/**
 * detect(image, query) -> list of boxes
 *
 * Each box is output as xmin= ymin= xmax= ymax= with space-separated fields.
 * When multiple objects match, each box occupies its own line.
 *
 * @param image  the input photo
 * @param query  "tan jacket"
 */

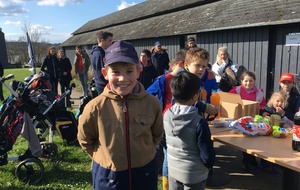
xmin=77 ymin=82 xmax=163 ymax=171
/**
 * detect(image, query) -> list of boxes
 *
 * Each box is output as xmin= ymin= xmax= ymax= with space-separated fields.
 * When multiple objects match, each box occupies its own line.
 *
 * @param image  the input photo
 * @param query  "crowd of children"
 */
xmin=77 ymin=40 xmax=300 ymax=190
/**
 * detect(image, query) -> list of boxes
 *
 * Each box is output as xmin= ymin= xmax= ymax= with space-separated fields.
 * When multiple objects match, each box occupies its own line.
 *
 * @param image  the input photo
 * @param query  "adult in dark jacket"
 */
xmin=138 ymin=49 xmax=157 ymax=89
xmin=57 ymin=49 xmax=72 ymax=107
xmin=0 ymin=61 xmax=4 ymax=101
xmin=91 ymin=31 xmax=113 ymax=95
xmin=151 ymin=41 xmax=170 ymax=76
xmin=41 ymin=46 xmax=60 ymax=93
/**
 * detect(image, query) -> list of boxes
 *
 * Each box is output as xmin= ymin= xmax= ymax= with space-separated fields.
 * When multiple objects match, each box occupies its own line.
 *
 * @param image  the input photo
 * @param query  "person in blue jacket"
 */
xmin=200 ymin=69 xmax=220 ymax=103
xmin=91 ymin=31 xmax=113 ymax=95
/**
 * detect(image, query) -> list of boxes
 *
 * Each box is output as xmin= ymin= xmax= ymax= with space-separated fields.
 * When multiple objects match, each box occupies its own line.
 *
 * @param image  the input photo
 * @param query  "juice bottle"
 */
xmin=210 ymin=92 xmax=220 ymax=119
xmin=199 ymin=87 xmax=207 ymax=102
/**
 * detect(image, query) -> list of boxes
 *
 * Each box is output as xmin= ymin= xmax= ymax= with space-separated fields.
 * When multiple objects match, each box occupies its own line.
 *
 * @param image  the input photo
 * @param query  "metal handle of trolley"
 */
xmin=32 ymin=83 xmax=76 ymax=143
xmin=40 ymin=83 xmax=76 ymax=116
xmin=0 ymin=74 xmax=19 ymax=97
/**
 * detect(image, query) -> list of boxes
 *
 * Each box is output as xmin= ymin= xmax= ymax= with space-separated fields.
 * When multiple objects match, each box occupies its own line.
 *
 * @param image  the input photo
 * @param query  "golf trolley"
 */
xmin=0 ymin=72 xmax=75 ymax=184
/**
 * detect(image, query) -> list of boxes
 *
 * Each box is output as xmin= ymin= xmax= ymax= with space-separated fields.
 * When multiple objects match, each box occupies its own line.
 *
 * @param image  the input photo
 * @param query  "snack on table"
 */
xmin=272 ymin=126 xmax=289 ymax=138
xmin=229 ymin=116 xmax=272 ymax=136
xmin=211 ymin=118 xmax=232 ymax=128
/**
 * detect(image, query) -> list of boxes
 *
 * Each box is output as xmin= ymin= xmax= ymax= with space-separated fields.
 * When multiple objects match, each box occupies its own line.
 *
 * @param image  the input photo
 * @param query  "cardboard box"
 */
xmin=218 ymin=92 xmax=260 ymax=119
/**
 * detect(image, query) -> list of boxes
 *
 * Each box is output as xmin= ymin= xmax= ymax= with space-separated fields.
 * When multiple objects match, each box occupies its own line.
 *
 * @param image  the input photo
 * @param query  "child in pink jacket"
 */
xmin=229 ymin=71 xmax=266 ymax=171
xmin=229 ymin=71 xmax=266 ymax=109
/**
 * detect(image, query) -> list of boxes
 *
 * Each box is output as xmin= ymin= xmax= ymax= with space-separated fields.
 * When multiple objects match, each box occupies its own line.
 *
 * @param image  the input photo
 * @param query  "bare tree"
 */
xmin=5 ymin=23 xmax=51 ymax=68
xmin=21 ymin=22 xmax=49 ymax=66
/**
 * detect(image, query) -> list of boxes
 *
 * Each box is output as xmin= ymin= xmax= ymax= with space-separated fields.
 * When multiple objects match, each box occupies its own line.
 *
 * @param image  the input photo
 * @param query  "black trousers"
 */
xmin=60 ymin=81 xmax=71 ymax=107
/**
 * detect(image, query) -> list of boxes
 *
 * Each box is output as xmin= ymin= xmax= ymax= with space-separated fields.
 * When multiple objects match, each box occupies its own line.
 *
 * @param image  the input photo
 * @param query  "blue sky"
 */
xmin=0 ymin=0 xmax=146 ymax=43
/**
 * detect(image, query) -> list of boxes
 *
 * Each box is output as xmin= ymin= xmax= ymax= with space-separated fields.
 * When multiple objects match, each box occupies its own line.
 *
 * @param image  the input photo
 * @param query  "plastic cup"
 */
xmin=270 ymin=114 xmax=281 ymax=126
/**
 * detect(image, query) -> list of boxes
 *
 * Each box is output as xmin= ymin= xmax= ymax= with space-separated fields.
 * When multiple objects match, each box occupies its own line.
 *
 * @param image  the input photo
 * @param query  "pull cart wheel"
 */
xmin=40 ymin=142 xmax=58 ymax=159
xmin=15 ymin=157 xmax=44 ymax=184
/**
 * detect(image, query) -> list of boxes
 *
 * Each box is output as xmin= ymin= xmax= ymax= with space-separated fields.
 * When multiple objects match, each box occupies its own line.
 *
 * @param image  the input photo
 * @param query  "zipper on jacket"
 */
xmin=52 ymin=57 xmax=56 ymax=78
xmin=123 ymin=97 xmax=132 ymax=190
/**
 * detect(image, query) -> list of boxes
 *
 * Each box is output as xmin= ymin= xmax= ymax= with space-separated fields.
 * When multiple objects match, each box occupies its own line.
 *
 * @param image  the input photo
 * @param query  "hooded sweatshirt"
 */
xmin=164 ymin=104 xmax=215 ymax=184
xmin=91 ymin=45 xmax=107 ymax=92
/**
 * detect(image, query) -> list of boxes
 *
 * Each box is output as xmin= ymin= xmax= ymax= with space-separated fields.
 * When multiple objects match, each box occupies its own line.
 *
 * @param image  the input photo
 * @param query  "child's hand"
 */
xmin=276 ymin=107 xmax=285 ymax=116
xmin=206 ymin=104 xmax=218 ymax=115
xmin=262 ymin=112 xmax=269 ymax=117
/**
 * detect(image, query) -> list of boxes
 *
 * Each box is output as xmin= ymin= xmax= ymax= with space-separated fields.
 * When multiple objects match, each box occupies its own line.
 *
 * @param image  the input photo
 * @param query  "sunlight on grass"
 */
xmin=0 ymin=134 xmax=93 ymax=189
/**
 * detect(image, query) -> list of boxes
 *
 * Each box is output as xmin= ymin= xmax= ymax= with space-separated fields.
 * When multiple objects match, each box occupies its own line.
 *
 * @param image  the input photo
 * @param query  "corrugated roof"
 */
xmin=61 ymin=0 xmax=300 ymax=47
xmin=72 ymin=0 xmax=211 ymax=35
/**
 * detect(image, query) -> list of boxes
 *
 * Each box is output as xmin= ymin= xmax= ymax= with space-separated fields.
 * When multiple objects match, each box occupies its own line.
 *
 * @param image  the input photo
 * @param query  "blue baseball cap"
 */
xmin=104 ymin=41 xmax=139 ymax=66
xmin=155 ymin=41 xmax=161 ymax=46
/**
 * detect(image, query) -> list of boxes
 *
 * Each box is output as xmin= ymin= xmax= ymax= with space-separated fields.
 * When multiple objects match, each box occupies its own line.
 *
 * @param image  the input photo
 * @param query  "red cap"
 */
xmin=280 ymin=73 xmax=294 ymax=83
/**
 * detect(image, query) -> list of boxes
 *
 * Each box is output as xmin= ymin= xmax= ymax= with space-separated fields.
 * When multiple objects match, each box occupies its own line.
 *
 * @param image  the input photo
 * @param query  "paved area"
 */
xmin=68 ymin=88 xmax=283 ymax=190
xmin=206 ymin=142 xmax=283 ymax=190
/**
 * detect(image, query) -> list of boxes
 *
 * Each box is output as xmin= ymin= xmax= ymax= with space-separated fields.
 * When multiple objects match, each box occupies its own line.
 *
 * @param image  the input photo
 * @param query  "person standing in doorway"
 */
xmin=57 ymin=49 xmax=72 ymax=107
xmin=74 ymin=45 xmax=91 ymax=97
xmin=184 ymin=37 xmax=198 ymax=50
xmin=41 ymin=46 xmax=60 ymax=93
xmin=91 ymin=31 xmax=113 ymax=95
xmin=151 ymin=41 xmax=170 ymax=76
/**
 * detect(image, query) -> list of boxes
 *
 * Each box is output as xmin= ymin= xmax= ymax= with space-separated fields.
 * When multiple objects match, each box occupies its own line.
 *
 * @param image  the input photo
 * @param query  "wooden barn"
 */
xmin=60 ymin=0 xmax=300 ymax=98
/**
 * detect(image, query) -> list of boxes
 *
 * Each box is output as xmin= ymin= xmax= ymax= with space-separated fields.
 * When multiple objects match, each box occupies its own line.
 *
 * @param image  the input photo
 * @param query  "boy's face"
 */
xmin=185 ymin=59 xmax=208 ymax=78
xmin=101 ymin=36 xmax=113 ymax=50
xmin=102 ymin=62 xmax=140 ymax=96
xmin=140 ymin=53 xmax=149 ymax=65
xmin=280 ymin=81 xmax=293 ymax=92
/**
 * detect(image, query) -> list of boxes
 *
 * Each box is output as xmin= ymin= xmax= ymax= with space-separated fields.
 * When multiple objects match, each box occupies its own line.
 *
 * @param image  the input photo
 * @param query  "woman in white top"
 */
xmin=212 ymin=46 xmax=239 ymax=92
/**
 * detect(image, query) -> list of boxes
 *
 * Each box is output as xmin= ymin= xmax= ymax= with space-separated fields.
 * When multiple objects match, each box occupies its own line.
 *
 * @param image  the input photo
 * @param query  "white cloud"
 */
xmin=117 ymin=0 xmax=137 ymax=11
xmin=4 ymin=20 xmax=22 ymax=26
xmin=0 ymin=1 xmax=29 ymax=16
xmin=31 ymin=24 xmax=53 ymax=34
xmin=37 ymin=0 xmax=82 ymax=7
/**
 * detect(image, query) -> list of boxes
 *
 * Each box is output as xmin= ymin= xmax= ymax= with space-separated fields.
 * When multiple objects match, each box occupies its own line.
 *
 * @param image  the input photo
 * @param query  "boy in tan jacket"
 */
xmin=77 ymin=41 xmax=163 ymax=190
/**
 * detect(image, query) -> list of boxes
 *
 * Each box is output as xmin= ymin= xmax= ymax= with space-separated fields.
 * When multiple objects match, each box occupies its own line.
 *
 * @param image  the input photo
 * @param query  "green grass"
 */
xmin=0 ymin=137 xmax=92 ymax=190
xmin=0 ymin=68 xmax=163 ymax=189
xmin=2 ymin=68 xmax=34 ymax=99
